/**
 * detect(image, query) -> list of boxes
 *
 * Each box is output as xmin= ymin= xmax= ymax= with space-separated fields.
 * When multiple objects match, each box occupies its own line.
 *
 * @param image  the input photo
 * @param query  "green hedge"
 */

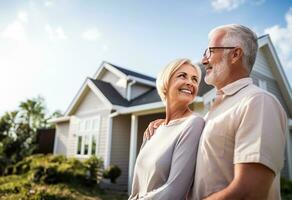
xmin=281 ymin=176 xmax=292 ymax=198
xmin=2 ymin=154 xmax=104 ymax=187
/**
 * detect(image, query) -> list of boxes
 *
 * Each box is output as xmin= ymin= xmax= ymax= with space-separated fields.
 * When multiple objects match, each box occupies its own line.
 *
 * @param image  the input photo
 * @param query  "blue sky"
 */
xmin=0 ymin=0 xmax=291 ymax=115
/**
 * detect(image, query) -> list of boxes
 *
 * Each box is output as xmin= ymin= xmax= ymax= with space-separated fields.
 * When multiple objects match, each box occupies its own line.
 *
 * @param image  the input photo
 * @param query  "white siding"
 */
xmin=66 ymin=88 xmax=111 ymax=161
xmin=66 ymin=116 xmax=79 ymax=157
xmin=130 ymin=83 xmax=152 ymax=100
xmin=100 ymin=70 xmax=127 ymax=98
xmin=75 ymin=90 xmax=107 ymax=115
xmin=66 ymin=111 xmax=110 ymax=159
xmin=98 ymin=115 xmax=110 ymax=161
xmin=54 ymin=122 xmax=70 ymax=155
xmin=251 ymin=71 xmax=290 ymax=117
xmin=110 ymin=115 xmax=131 ymax=189
xmin=253 ymin=48 xmax=275 ymax=79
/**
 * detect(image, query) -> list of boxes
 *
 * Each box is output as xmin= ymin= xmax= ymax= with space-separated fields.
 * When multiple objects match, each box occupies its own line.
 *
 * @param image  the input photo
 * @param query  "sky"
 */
xmin=0 ymin=0 xmax=292 ymax=115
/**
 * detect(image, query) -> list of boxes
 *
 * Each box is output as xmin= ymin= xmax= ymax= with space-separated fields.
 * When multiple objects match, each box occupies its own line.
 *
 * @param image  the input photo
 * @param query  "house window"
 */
xmin=258 ymin=79 xmax=267 ymax=90
xmin=76 ymin=116 xmax=100 ymax=157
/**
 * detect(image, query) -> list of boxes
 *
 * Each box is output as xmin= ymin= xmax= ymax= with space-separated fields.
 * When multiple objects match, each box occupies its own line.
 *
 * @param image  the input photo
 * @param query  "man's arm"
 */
xmin=203 ymin=163 xmax=275 ymax=200
xmin=143 ymin=119 xmax=164 ymax=140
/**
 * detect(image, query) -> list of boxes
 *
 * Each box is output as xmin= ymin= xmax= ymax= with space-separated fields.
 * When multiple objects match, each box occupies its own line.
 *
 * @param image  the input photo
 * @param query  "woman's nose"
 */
xmin=186 ymin=78 xmax=194 ymax=86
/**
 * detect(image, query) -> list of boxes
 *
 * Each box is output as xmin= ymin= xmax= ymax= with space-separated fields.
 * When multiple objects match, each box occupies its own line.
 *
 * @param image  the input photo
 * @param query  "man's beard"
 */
xmin=204 ymin=56 xmax=229 ymax=86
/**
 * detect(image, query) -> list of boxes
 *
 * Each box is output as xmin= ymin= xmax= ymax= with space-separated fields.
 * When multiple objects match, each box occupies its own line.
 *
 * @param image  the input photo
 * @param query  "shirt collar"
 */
xmin=221 ymin=77 xmax=253 ymax=96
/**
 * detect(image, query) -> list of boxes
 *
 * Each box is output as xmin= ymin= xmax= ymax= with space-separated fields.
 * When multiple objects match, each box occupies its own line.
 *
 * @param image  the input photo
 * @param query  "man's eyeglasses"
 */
xmin=203 ymin=47 xmax=236 ymax=59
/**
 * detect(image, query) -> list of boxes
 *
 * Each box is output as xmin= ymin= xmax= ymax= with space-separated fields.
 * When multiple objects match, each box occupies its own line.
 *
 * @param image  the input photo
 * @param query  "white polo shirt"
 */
xmin=188 ymin=78 xmax=287 ymax=200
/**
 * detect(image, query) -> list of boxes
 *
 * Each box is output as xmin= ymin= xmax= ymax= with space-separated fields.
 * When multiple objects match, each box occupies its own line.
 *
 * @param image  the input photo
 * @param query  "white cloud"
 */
xmin=18 ymin=11 xmax=28 ymax=23
xmin=211 ymin=0 xmax=265 ymax=11
xmin=102 ymin=44 xmax=109 ymax=52
xmin=264 ymin=7 xmax=292 ymax=69
xmin=1 ymin=11 xmax=29 ymax=42
xmin=251 ymin=0 xmax=266 ymax=5
xmin=211 ymin=0 xmax=245 ymax=11
xmin=45 ymin=24 xmax=68 ymax=40
xmin=44 ymin=0 xmax=55 ymax=7
xmin=82 ymin=28 xmax=101 ymax=41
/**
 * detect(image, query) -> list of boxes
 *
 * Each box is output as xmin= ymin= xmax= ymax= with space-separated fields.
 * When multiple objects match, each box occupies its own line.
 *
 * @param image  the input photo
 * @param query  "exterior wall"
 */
xmin=54 ymin=122 xmax=70 ymax=155
xmin=253 ymin=48 xmax=274 ymax=79
xmin=130 ymin=83 xmax=152 ymax=100
xmin=282 ymin=144 xmax=290 ymax=178
xmin=100 ymin=70 xmax=127 ymax=98
xmin=251 ymin=69 xmax=290 ymax=118
xmin=66 ymin=114 xmax=111 ymax=159
xmin=110 ymin=114 xmax=131 ymax=190
xmin=66 ymin=116 xmax=79 ymax=157
xmin=98 ymin=114 xmax=110 ymax=162
xmin=288 ymin=129 xmax=292 ymax=179
xmin=64 ymin=89 xmax=111 ymax=164
xmin=75 ymin=90 xmax=107 ymax=115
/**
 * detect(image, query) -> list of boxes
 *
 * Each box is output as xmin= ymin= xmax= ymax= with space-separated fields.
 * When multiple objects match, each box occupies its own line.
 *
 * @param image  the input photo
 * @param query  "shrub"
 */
xmin=103 ymin=165 xmax=121 ymax=183
xmin=281 ymin=176 xmax=292 ymax=195
xmin=84 ymin=156 xmax=104 ymax=184
xmin=3 ymin=154 xmax=105 ymax=188
xmin=43 ymin=166 xmax=60 ymax=184
xmin=33 ymin=166 xmax=45 ymax=183
xmin=4 ymin=165 xmax=14 ymax=175
xmin=14 ymin=159 xmax=31 ymax=175
xmin=48 ymin=154 xmax=67 ymax=164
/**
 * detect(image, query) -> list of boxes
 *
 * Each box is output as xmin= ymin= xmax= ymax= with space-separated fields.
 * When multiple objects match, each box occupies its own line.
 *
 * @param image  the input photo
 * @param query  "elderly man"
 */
xmin=145 ymin=24 xmax=287 ymax=200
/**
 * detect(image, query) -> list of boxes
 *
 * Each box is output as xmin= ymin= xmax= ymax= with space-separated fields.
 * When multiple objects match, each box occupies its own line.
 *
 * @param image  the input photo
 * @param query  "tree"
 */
xmin=19 ymin=96 xmax=47 ymax=131
xmin=0 ymin=96 xmax=62 ymax=173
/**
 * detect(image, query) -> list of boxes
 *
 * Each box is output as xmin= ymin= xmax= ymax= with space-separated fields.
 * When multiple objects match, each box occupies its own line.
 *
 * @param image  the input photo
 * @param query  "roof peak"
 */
xmin=103 ymin=61 xmax=156 ymax=82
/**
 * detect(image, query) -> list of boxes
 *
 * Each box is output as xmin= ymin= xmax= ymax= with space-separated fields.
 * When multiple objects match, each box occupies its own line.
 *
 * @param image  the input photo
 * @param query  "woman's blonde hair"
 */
xmin=156 ymin=58 xmax=201 ymax=103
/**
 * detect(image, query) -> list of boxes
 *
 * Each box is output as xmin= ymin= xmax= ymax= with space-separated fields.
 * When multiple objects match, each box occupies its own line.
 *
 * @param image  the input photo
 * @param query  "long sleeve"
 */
xmin=138 ymin=117 xmax=205 ymax=200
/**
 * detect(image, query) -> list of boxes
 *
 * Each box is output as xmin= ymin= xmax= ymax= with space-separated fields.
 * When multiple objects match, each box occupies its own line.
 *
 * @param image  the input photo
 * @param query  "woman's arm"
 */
xmin=139 ymin=117 xmax=205 ymax=200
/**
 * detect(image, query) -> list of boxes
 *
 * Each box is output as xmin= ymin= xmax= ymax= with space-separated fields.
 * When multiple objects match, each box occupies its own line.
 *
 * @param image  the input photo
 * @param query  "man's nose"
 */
xmin=201 ymin=56 xmax=209 ymax=65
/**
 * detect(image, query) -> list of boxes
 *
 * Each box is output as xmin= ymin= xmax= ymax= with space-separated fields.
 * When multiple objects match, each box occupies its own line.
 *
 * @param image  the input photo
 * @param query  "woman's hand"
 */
xmin=143 ymin=119 xmax=165 ymax=140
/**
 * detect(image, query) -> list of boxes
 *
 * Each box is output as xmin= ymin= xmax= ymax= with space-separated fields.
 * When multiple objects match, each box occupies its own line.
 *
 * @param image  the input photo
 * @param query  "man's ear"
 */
xmin=231 ymin=47 xmax=243 ymax=64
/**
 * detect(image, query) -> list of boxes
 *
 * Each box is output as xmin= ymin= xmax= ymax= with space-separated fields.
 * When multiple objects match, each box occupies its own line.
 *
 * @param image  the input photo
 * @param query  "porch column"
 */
xmin=104 ymin=117 xmax=113 ymax=168
xmin=128 ymin=114 xmax=138 ymax=194
xmin=287 ymin=119 xmax=292 ymax=179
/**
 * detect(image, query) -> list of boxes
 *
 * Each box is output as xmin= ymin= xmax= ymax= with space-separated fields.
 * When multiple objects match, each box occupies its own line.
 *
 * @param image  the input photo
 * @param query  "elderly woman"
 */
xmin=128 ymin=58 xmax=205 ymax=200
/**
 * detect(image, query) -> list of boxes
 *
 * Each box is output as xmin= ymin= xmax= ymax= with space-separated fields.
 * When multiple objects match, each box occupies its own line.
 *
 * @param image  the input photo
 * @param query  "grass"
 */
xmin=0 ymin=173 xmax=128 ymax=200
xmin=0 ymin=154 xmax=128 ymax=200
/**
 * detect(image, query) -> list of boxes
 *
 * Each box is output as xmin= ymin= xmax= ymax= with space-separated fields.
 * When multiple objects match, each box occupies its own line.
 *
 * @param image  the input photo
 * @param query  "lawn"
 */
xmin=0 ymin=154 xmax=128 ymax=200
xmin=1 ymin=154 xmax=291 ymax=199
xmin=0 ymin=173 xmax=128 ymax=200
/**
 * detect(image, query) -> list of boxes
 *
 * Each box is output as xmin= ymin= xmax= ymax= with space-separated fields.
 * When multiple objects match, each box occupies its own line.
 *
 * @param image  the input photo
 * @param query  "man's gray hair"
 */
xmin=209 ymin=24 xmax=258 ymax=72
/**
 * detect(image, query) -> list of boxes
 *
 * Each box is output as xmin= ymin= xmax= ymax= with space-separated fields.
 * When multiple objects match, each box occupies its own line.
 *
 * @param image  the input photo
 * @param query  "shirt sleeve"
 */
xmin=233 ymin=93 xmax=287 ymax=174
xmin=139 ymin=116 xmax=205 ymax=200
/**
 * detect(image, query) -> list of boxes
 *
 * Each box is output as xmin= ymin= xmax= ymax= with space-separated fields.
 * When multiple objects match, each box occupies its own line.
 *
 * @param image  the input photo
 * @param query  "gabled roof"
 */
xmin=89 ymin=79 xmax=161 ymax=107
xmin=93 ymin=61 xmax=156 ymax=87
xmin=89 ymin=79 xmax=129 ymax=106
xmin=129 ymin=88 xmax=161 ymax=106
xmin=108 ymin=62 xmax=156 ymax=82
xmin=61 ymin=34 xmax=291 ymax=118
xmin=257 ymin=35 xmax=292 ymax=116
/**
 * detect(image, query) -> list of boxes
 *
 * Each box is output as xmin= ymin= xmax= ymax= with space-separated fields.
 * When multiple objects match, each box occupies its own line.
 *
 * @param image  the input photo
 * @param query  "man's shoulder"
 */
xmin=242 ymin=83 xmax=278 ymax=101
xmin=240 ymin=83 xmax=284 ymax=109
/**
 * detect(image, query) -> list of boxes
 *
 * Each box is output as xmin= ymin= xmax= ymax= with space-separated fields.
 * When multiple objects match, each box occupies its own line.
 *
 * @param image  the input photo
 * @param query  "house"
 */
xmin=49 ymin=34 xmax=292 ymax=193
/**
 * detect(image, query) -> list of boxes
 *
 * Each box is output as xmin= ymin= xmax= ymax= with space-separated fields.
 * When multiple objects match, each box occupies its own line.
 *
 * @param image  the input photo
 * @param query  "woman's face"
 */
xmin=166 ymin=63 xmax=199 ymax=106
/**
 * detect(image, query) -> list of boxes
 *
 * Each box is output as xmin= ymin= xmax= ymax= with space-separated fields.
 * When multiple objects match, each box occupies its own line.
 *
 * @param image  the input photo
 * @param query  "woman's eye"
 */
xmin=178 ymin=74 xmax=186 ymax=78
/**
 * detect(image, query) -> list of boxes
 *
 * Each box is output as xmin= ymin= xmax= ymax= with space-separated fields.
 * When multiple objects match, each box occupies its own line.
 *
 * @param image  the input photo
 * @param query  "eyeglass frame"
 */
xmin=203 ymin=47 xmax=236 ymax=59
